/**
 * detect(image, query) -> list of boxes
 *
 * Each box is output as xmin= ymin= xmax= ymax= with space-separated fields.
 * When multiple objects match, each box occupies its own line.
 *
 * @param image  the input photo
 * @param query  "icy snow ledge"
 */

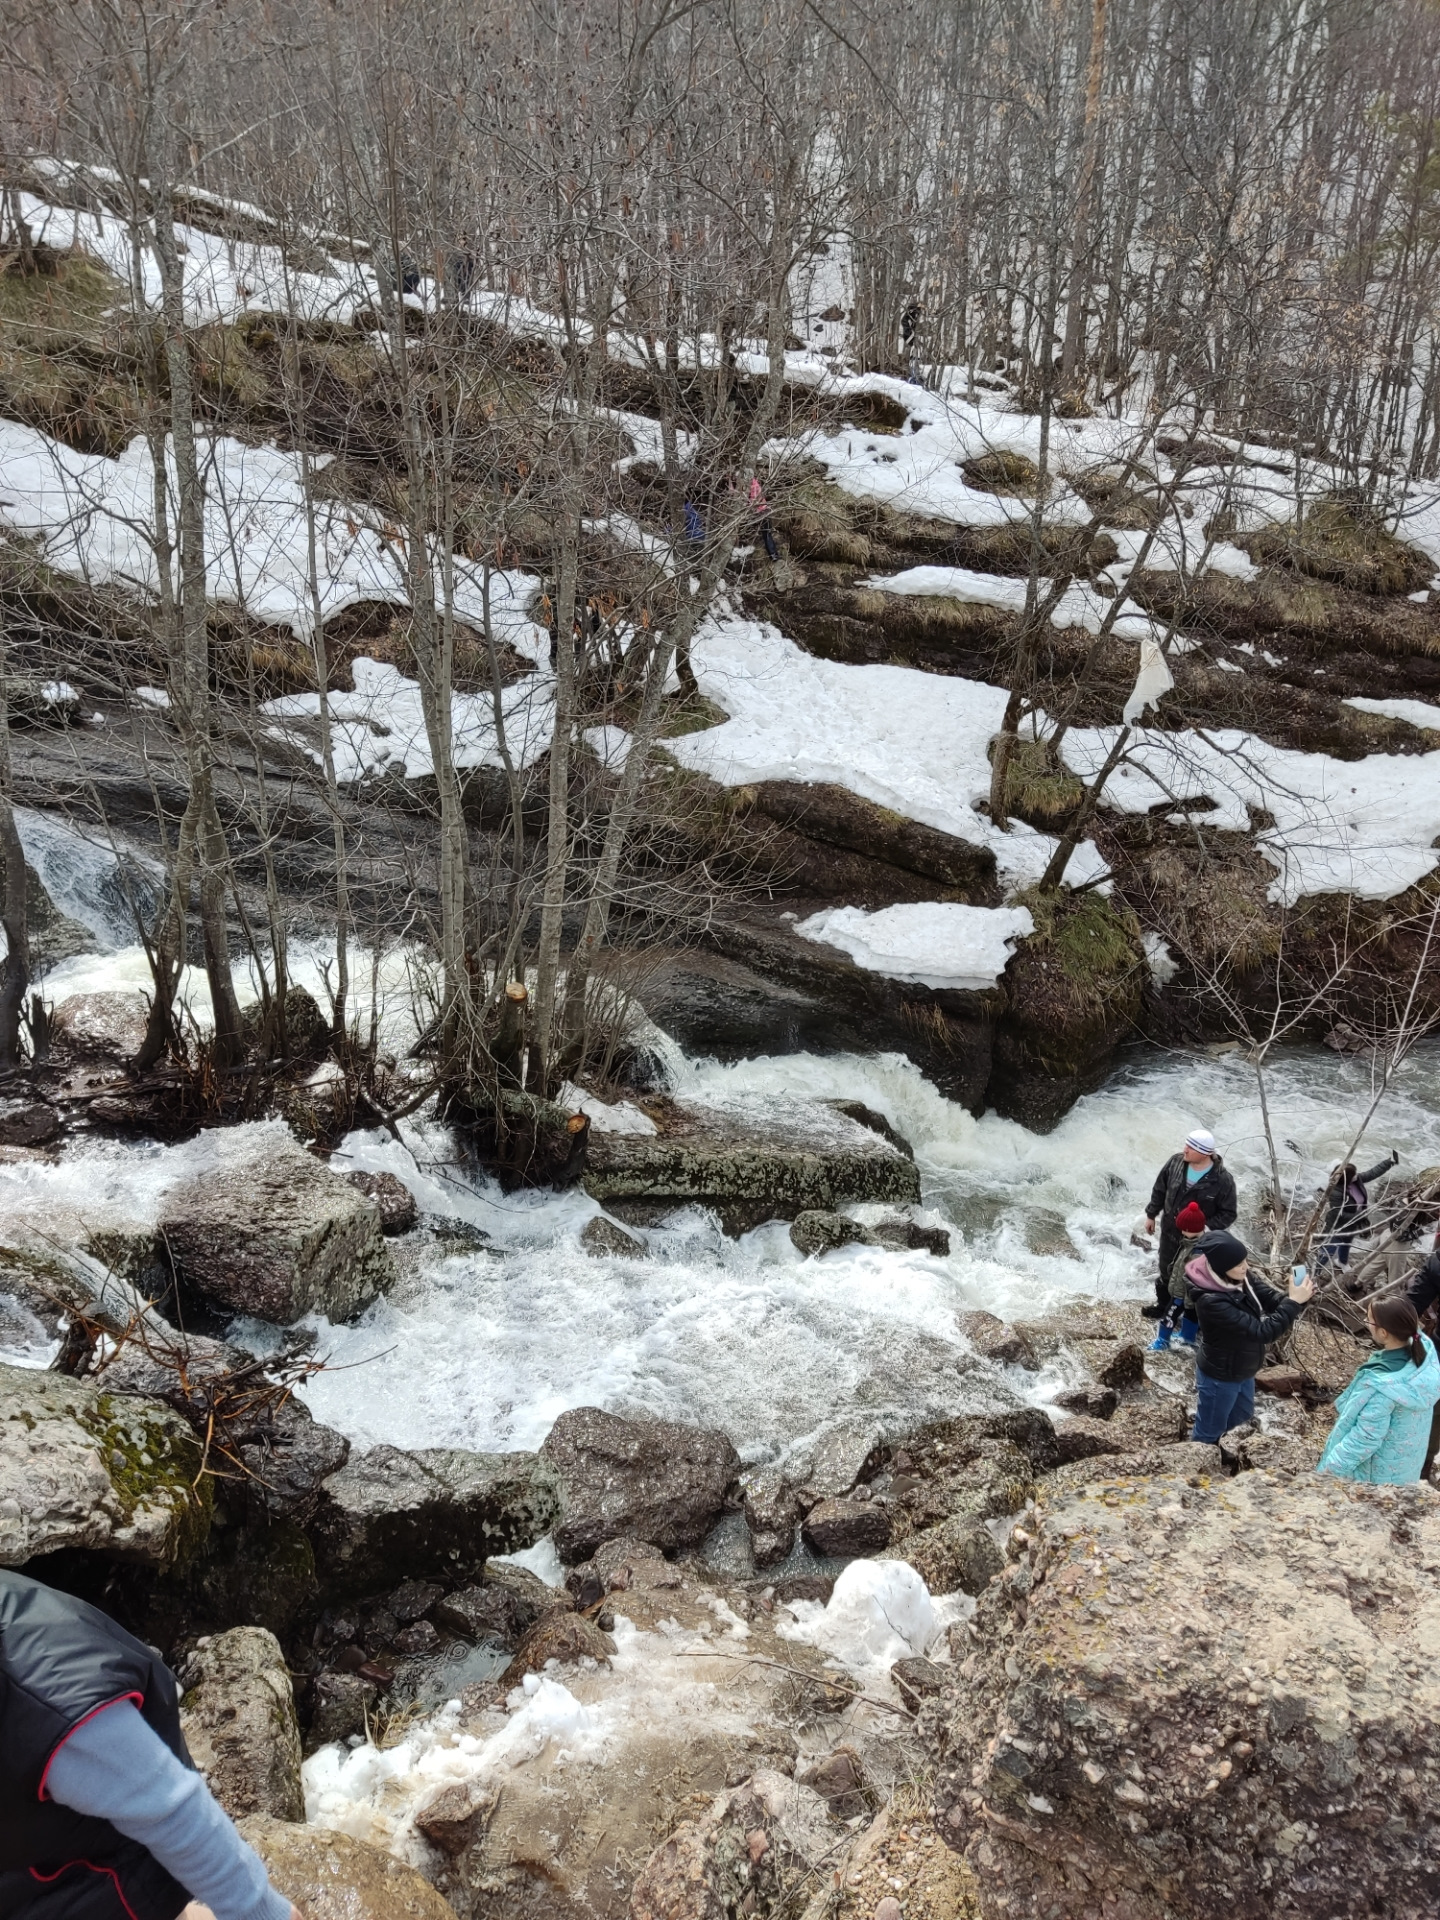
xmin=795 ymin=902 xmax=1034 ymax=991
xmin=1344 ymin=695 xmax=1440 ymax=734
xmin=778 ymin=1559 xmax=971 ymax=1682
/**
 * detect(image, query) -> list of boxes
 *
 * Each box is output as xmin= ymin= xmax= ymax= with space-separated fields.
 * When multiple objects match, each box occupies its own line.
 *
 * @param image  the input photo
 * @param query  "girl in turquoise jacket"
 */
xmin=1318 ymin=1295 xmax=1440 ymax=1484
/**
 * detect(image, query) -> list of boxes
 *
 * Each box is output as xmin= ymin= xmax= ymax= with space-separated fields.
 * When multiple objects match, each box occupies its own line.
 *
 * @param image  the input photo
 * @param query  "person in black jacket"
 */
xmin=1143 ymin=1129 xmax=1238 ymax=1318
xmin=0 ymin=1570 xmax=299 ymax=1920
xmin=1320 ymin=1151 xmax=1399 ymax=1266
xmin=1407 ymin=1244 xmax=1440 ymax=1479
xmin=1186 ymin=1230 xmax=1313 ymax=1442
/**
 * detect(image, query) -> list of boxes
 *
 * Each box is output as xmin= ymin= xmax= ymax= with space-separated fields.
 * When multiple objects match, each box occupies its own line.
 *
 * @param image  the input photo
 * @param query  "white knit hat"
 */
xmin=1185 ymin=1128 xmax=1216 ymax=1155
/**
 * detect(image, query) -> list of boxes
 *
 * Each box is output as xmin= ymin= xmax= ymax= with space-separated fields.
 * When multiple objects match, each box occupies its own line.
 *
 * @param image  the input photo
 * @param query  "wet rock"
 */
xmin=931 ymin=1470 xmax=1440 ymax=1920
xmin=580 ymin=1214 xmax=647 ymax=1258
xmin=1042 ymin=1439 xmax=1224 ymax=1498
xmin=1021 ymin=1209 xmax=1081 ymax=1260
xmin=802 ymin=1496 xmax=893 ymax=1557
xmin=482 ymin=1555 xmax=575 ymax=1626
xmin=1106 ymin=1394 xmax=1192 ymax=1450
xmin=311 ymin=1444 xmax=560 ymax=1594
xmin=896 ymin=1513 xmax=1004 ymax=1595
xmin=389 ymin=1576 xmax=443 ymax=1622
xmin=393 ymin=1618 xmax=440 ymax=1655
xmin=1217 ymin=1420 xmax=1323 ymax=1476
xmin=1050 ymin=1415 xmax=1127 ymax=1465
xmin=1052 ymin=1385 xmax=1118 ymax=1420
xmin=865 ymin=1218 xmax=951 ymax=1255
xmin=432 ymin=1582 xmax=524 ymax=1641
xmin=306 ymin=1670 xmax=376 ymax=1750
xmin=629 ymin=1782 xmax=790 ymax=1920
xmin=794 ymin=1417 xmax=886 ymax=1499
xmin=542 ymin=1405 xmax=741 ymax=1562
xmin=826 ymin=1101 xmax=914 ymax=1159
xmin=52 ymin=988 xmax=149 ymax=1059
xmin=1094 ymin=1340 xmax=1147 ymax=1389
xmin=890 ymin=1655 xmax=950 ymax=1714
xmin=957 ymin=1310 xmax=1038 ymax=1370
xmin=743 ymin=1467 xmax=802 ymax=1568
xmin=344 ymin=1169 xmax=418 ymax=1235
xmin=507 ymin=1608 xmax=616 ymax=1680
xmin=0 ymin=1360 xmax=210 ymax=1566
xmin=242 ymin=984 xmax=331 ymax=1060
xmin=790 ymin=1209 xmax=866 ymax=1256
xmin=239 ymin=1814 xmax=454 ymax=1920
xmin=591 ymin=1533 xmax=675 ymax=1590
xmin=414 ymin=1780 xmax=497 ymax=1854
xmin=583 ymin=1092 xmax=920 ymax=1234
xmin=160 ymin=1124 xmax=397 ymax=1324
xmin=179 ymin=1626 xmax=303 ymax=1821
xmin=0 ymin=1098 xmax=61 ymax=1146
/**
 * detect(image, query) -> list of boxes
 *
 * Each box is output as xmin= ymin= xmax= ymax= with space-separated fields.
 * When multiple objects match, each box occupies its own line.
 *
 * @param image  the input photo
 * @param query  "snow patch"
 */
xmin=795 ymin=902 xmax=1034 ymax=991
xmin=778 ymin=1559 xmax=970 ymax=1681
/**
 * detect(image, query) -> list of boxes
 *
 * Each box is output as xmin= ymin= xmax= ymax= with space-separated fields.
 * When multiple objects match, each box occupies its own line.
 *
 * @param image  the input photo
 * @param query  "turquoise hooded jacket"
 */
xmin=1317 ymin=1333 xmax=1440 ymax=1484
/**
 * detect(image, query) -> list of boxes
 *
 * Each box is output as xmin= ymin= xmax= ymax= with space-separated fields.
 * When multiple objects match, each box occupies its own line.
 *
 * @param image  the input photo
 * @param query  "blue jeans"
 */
xmin=1192 ymin=1371 xmax=1255 ymax=1443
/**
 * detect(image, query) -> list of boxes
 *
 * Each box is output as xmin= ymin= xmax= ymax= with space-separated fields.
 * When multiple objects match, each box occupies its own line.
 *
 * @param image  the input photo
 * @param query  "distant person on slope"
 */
xmin=1150 ymin=1199 xmax=1207 ymax=1352
xmin=1317 ymin=1295 xmax=1440 ymax=1483
xmin=1186 ymin=1232 xmax=1313 ymax=1443
xmin=1143 ymin=1129 xmax=1237 ymax=1319
xmin=1320 ymin=1151 xmax=1399 ymax=1267
xmin=1 ymin=1569 xmax=301 ymax=1920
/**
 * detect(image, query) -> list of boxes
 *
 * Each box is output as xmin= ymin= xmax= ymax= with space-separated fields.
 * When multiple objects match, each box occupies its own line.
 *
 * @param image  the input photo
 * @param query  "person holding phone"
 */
xmin=1184 ymin=1231 xmax=1313 ymax=1443
xmin=1318 ymin=1295 xmax=1440 ymax=1483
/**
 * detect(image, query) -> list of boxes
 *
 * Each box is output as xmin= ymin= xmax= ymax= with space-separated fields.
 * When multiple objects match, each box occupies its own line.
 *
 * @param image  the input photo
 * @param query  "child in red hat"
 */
xmin=1151 ymin=1200 xmax=1207 ymax=1351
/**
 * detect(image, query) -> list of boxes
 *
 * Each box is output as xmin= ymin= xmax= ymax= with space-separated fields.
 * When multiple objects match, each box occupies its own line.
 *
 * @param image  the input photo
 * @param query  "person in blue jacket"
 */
xmin=1318 ymin=1295 xmax=1440 ymax=1483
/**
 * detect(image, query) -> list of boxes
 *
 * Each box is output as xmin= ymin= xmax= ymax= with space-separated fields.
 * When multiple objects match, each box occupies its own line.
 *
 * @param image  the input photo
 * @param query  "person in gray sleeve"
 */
xmin=1 ymin=1569 xmax=301 ymax=1920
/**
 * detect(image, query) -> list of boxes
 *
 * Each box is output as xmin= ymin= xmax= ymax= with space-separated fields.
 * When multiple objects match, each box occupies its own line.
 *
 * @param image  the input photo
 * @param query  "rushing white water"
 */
xmin=272 ymin=1038 xmax=1440 ymax=1468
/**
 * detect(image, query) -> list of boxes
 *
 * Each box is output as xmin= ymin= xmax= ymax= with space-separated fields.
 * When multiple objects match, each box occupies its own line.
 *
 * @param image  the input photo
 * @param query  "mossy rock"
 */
xmin=1066 ymin=469 xmax=1163 ymax=532
xmin=0 ymin=1362 xmax=212 ymax=1567
xmin=962 ymin=450 xmax=1042 ymax=496
xmin=990 ymin=736 xmax=1085 ymax=832
xmin=990 ymin=890 xmax=1144 ymax=1129
xmin=1244 ymin=493 xmax=1433 ymax=597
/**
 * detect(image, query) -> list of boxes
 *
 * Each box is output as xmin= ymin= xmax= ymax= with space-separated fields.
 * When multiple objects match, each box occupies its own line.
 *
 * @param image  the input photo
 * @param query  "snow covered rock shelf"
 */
xmin=581 ymin=1091 xmax=921 ymax=1234
xmin=796 ymin=902 xmax=1036 ymax=991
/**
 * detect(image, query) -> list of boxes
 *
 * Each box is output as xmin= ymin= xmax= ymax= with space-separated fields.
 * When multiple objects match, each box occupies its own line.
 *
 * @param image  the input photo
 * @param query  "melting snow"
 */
xmin=795 ymin=902 xmax=1035 ymax=991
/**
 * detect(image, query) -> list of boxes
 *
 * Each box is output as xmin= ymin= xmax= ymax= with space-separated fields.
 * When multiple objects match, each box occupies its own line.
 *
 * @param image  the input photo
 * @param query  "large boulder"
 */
xmin=310 ymin=1444 xmax=560 ymax=1594
xmin=239 ymin=1815 xmax=454 ymax=1920
xmin=159 ymin=1123 xmax=396 ymax=1323
xmin=542 ymin=1406 xmax=741 ymax=1562
xmin=583 ymin=1093 xmax=920 ymax=1234
xmin=0 ymin=1361 xmax=211 ymax=1566
xmin=930 ymin=1470 xmax=1440 ymax=1919
xmin=52 ymin=989 xmax=150 ymax=1059
xmin=180 ymin=1626 xmax=303 ymax=1821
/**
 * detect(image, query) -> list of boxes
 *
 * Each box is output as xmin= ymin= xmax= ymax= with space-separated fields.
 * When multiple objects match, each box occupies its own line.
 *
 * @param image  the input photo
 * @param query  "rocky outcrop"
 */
xmin=160 ymin=1124 xmax=396 ymax=1323
xmin=790 ymin=1209 xmax=950 ymax=1257
xmin=802 ymin=1495 xmax=892 ymax=1557
xmin=240 ymin=1815 xmax=455 ymax=1920
xmin=957 ymin=1310 xmax=1038 ymax=1369
xmin=583 ymin=1093 xmax=920 ymax=1233
xmin=0 ymin=1361 xmax=210 ymax=1566
xmin=52 ymin=988 xmax=149 ymax=1059
xmin=581 ymin=1215 xmax=647 ymax=1258
xmin=180 ymin=1626 xmax=304 ymax=1821
xmin=629 ymin=1773 xmax=835 ymax=1920
xmin=542 ymin=1406 xmax=741 ymax=1562
xmin=310 ymin=1444 xmax=560 ymax=1593
xmin=930 ymin=1470 xmax=1440 ymax=1919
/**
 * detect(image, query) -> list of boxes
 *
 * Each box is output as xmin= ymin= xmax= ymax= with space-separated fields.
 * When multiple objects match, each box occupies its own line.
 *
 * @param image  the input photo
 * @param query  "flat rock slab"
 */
xmin=159 ymin=1123 xmax=396 ymax=1323
xmin=0 ymin=1361 xmax=209 ymax=1565
xmin=583 ymin=1093 xmax=920 ymax=1234
xmin=311 ymin=1443 xmax=560 ymax=1594
xmin=542 ymin=1405 xmax=741 ymax=1562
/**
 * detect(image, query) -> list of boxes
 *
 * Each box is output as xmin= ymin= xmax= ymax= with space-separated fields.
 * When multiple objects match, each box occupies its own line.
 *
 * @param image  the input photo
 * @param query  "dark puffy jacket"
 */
xmin=1148 ymin=1153 xmax=1238 ymax=1279
xmin=0 ymin=1571 xmax=194 ymax=1920
xmin=1407 ymin=1251 xmax=1440 ymax=1321
xmin=1188 ymin=1238 xmax=1304 ymax=1384
xmin=1321 ymin=1157 xmax=1395 ymax=1242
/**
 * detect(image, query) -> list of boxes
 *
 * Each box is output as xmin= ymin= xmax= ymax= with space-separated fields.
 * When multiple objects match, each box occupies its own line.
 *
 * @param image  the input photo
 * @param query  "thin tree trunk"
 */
xmin=0 ymin=605 xmax=28 ymax=1074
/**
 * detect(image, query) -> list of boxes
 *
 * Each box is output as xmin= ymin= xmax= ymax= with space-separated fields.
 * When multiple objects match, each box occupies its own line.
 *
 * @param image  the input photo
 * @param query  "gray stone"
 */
xmin=742 ymin=1466 xmax=801 ymax=1568
xmin=802 ymin=1496 xmax=893 ymax=1557
xmin=580 ymin=1215 xmax=647 ymax=1259
xmin=414 ymin=1780 xmax=496 ymax=1854
xmin=789 ymin=1209 xmax=866 ymax=1256
xmin=794 ymin=1417 xmax=886 ymax=1498
xmin=1052 ymin=1385 xmax=1118 ymax=1420
xmin=542 ymin=1406 xmax=741 ymax=1562
xmin=481 ymin=1556 xmax=574 ymax=1628
xmin=0 ymin=1099 xmax=61 ymax=1147
xmin=890 ymin=1656 xmax=950 ymax=1714
xmin=583 ymin=1093 xmax=920 ymax=1235
xmin=1050 ymin=1415 xmax=1127 ymax=1466
xmin=160 ymin=1124 xmax=397 ymax=1323
xmin=432 ymin=1583 xmax=527 ymax=1642
xmin=0 ymin=1361 xmax=209 ymax=1566
xmin=306 ymin=1670 xmax=377 ymax=1750
xmin=52 ymin=989 xmax=149 ymax=1060
xmin=311 ymin=1444 xmax=560 ymax=1594
xmin=897 ymin=1514 xmax=1004 ymax=1596
xmin=239 ymin=1815 xmax=454 ymax=1920
xmin=180 ymin=1626 xmax=303 ymax=1821
xmin=957 ymin=1309 xmax=1038 ymax=1369
xmin=865 ymin=1218 xmax=951 ymax=1256
xmin=344 ymin=1169 xmax=419 ymax=1235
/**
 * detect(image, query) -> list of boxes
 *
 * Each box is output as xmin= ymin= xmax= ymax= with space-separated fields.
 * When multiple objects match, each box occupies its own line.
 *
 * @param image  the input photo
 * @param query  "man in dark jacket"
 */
xmin=1186 ymin=1230 xmax=1313 ymax=1442
xmin=1407 ymin=1245 xmax=1440 ymax=1479
xmin=1144 ymin=1129 xmax=1238 ymax=1318
xmin=1 ymin=1570 xmax=299 ymax=1920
